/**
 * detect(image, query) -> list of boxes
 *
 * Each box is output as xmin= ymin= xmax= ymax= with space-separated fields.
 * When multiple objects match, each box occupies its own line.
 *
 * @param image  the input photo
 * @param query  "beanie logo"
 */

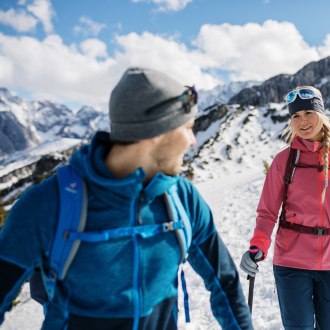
xmin=311 ymin=98 xmax=325 ymax=113
xmin=311 ymin=99 xmax=319 ymax=107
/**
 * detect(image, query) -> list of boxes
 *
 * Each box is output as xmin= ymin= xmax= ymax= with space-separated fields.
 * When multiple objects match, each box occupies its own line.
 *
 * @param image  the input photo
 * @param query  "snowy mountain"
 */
xmin=30 ymin=101 xmax=109 ymax=141
xmin=188 ymin=103 xmax=288 ymax=184
xmin=0 ymin=89 xmax=110 ymax=198
xmin=1 ymin=56 xmax=330 ymax=164
xmin=0 ymin=79 xmax=256 ymax=161
xmin=197 ymin=80 xmax=260 ymax=113
xmin=0 ymin=88 xmax=108 ymax=160
xmin=187 ymin=56 xmax=330 ymax=183
xmin=0 ymin=88 xmax=37 ymax=156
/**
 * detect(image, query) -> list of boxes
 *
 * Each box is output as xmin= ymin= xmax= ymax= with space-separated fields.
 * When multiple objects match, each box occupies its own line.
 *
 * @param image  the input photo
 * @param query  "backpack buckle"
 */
xmin=48 ymin=269 xmax=57 ymax=282
xmin=284 ymin=175 xmax=290 ymax=184
xmin=164 ymin=221 xmax=174 ymax=232
xmin=313 ymin=227 xmax=327 ymax=236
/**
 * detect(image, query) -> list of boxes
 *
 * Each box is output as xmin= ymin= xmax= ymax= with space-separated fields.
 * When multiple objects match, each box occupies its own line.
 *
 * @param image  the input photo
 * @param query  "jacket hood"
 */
xmin=69 ymin=131 xmax=178 ymax=201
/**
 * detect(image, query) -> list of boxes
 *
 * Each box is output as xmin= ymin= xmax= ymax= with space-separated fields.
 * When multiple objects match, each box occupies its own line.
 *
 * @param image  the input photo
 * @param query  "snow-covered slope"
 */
xmin=189 ymin=102 xmax=288 ymax=183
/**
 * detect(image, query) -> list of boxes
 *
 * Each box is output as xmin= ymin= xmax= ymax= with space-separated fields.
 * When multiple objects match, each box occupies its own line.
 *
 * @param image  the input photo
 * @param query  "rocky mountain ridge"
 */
xmin=229 ymin=56 xmax=330 ymax=107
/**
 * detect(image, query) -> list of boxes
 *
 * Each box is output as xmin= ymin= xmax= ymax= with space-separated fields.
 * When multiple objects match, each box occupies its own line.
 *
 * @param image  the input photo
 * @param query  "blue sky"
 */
xmin=1 ymin=0 xmax=330 ymax=110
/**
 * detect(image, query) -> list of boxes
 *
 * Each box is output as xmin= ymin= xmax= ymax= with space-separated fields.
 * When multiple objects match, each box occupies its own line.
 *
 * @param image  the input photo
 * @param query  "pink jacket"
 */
xmin=250 ymin=136 xmax=330 ymax=270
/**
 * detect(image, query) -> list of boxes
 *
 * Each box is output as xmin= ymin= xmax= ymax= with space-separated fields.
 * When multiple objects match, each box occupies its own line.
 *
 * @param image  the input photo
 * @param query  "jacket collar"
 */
xmin=291 ymin=136 xmax=323 ymax=153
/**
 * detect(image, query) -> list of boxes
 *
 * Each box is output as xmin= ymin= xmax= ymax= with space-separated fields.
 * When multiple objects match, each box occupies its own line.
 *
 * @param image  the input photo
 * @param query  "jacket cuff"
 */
xmin=250 ymin=230 xmax=271 ymax=258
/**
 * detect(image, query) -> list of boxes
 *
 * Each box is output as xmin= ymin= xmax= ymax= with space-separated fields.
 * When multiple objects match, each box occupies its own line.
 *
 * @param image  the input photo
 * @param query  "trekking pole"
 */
xmin=247 ymin=250 xmax=259 ymax=314
xmin=247 ymin=274 xmax=255 ymax=314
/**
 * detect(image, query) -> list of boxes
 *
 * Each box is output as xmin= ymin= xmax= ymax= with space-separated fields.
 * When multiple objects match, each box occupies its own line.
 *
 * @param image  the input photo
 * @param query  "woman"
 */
xmin=240 ymin=86 xmax=330 ymax=330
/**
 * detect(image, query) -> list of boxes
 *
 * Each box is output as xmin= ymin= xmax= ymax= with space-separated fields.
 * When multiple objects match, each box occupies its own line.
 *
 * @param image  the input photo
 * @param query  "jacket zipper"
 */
xmin=317 ymin=151 xmax=325 ymax=270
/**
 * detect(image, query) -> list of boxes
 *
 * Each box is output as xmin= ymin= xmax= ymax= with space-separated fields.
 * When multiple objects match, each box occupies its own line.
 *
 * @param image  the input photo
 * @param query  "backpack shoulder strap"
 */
xmin=164 ymin=184 xmax=192 ymax=263
xmin=284 ymin=147 xmax=300 ymax=186
xmin=45 ymin=165 xmax=87 ymax=300
xmin=281 ymin=147 xmax=300 ymax=222
xmin=164 ymin=184 xmax=192 ymax=323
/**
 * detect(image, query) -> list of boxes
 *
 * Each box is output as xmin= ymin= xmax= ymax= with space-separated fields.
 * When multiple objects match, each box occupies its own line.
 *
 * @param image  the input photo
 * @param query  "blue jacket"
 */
xmin=0 ymin=132 xmax=252 ymax=329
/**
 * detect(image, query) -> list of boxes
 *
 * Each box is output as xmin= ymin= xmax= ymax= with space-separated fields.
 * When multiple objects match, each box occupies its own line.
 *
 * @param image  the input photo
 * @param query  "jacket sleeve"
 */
xmin=250 ymin=150 xmax=286 ymax=257
xmin=177 ymin=179 xmax=253 ymax=330
xmin=0 ymin=176 xmax=58 ymax=324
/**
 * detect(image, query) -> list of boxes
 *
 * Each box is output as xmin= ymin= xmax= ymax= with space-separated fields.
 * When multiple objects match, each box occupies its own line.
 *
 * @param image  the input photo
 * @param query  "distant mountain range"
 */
xmin=197 ymin=80 xmax=261 ymax=112
xmin=1 ymin=56 xmax=330 ymax=200
xmin=0 ymin=89 xmax=109 ymax=158
xmin=0 ymin=78 xmax=264 ymax=161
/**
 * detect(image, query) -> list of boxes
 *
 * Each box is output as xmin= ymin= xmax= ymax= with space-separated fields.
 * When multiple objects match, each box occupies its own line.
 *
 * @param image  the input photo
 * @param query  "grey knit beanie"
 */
xmin=109 ymin=67 xmax=198 ymax=141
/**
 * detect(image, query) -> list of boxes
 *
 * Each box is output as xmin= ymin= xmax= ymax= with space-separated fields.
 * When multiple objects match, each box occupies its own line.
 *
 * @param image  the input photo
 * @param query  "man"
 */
xmin=0 ymin=67 xmax=253 ymax=329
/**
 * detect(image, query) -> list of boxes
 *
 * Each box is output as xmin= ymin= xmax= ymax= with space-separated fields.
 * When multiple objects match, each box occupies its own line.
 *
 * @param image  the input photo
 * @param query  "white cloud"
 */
xmin=194 ymin=20 xmax=320 ymax=81
xmin=0 ymin=30 xmax=218 ymax=109
xmin=132 ymin=0 xmax=192 ymax=12
xmin=114 ymin=31 xmax=220 ymax=89
xmin=0 ymin=8 xmax=37 ymax=32
xmin=0 ymin=19 xmax=328 ymax=110
xmin=0 ymin=55 xmax=13 ymax=81
xmin=318 ymin=34 xmax=330 ymax=58
xmin=74 ymin=16 xmax=106 ymax=37
xmin=26 ymin=0 xmax=54 ymax=33
xmin=0 ymin=33 xmax=118 ymax=110
xmin=80 ymin=39 xmax=108 ymax=59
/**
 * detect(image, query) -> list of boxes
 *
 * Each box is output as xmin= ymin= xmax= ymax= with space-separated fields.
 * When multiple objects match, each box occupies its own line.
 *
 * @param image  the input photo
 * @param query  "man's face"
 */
xmin=150 ymin=119 xmax=196 ymax=176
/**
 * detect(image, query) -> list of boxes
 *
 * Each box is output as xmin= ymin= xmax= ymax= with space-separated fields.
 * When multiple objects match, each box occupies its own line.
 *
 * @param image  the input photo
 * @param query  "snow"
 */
xmin=2 ymin=169 xmax=284 ymax=330
xmin=0 ymin=138 xmax=82 ymax=175
xmin=0 ymin=89 xmax=30 ymax=128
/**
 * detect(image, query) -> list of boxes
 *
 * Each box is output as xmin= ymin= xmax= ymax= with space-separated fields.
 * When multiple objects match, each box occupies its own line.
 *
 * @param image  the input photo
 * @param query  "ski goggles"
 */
xmin=145 ymin=86 xmax=198 ymax=114
xmin=178 ymin=85 xmax=198 ymax=113
xmin=285 ymin=88 xmax=317 ymax=104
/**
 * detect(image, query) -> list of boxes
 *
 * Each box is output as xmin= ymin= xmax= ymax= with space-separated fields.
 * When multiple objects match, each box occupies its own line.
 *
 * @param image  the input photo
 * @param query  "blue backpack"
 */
xmin=30 ymin=165 xmax=193 ymax=321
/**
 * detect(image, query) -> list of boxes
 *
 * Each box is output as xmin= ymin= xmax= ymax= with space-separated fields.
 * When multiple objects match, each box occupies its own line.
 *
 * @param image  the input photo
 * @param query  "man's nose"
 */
xmin=190 ymin=131 xmax=196 ymax=147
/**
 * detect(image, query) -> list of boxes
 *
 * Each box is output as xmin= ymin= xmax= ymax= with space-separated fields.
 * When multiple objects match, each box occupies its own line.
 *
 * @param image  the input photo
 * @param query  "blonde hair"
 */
xmin=281 ymin=85 xmax=329 ymax=202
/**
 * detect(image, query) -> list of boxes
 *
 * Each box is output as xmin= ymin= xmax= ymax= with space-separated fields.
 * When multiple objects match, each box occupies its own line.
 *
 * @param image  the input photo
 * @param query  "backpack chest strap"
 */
xmin=296 ymin=163 xmax=326 ymax=171
xmin=65 ymin=220 xmax=184 ymax=243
